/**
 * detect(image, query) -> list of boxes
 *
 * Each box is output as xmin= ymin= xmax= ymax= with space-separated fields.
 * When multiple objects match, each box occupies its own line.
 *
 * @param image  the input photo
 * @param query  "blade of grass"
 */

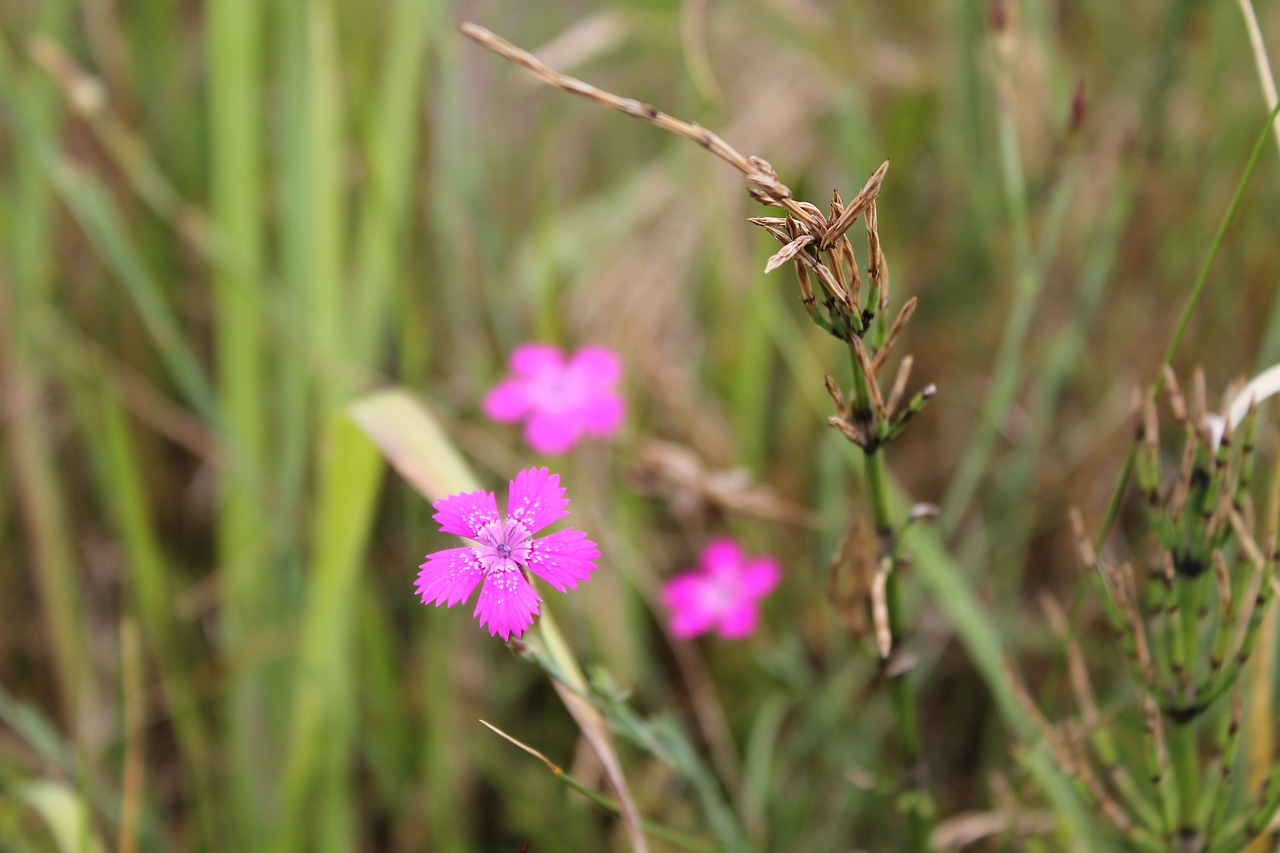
xmin=273 ymin=0 xmax=315 ymax=611
xmin=13 ymin=780 xmax=107 ymax=853
xmin=207 ymin=0 xmax=270 ymax=840
xmin=117 ymin=620 xmax=143 ymax=853
xmin=1240 ymin=0 xmax=1280 ymax=367
xmin=480 ymin=720 xmax=717 ymax=853
xmin=940 ymin=26 xmax=1047 ymax=534
xmin=350 ymin=0 xmax=438 ymax=365
xmin=277 ymin=414 xmax=385 ymax=853
xmin=995 ymin=164 xmax=1136 ymax=567
xmin=0 ymin=48 xmax=90 ymax=732
xmin=305 ymin=0 xmax=346 ymax=416
xmin=83 ymin=378 xmax=217 ymax=847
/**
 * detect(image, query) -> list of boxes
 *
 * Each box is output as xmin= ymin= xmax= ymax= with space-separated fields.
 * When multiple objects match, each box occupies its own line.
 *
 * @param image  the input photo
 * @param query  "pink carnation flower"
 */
xmin=662 ymin=538 xmax=781 ymax=640
xmin=416 ymin=467 xmax=599 ymax=641
xmin=483 ymin=343 xmax=625 ymax=454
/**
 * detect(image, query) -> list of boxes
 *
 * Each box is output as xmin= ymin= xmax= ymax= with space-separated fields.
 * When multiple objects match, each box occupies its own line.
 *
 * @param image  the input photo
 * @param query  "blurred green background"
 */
xmin=2 ymin=0 xmax=1280 ymax=850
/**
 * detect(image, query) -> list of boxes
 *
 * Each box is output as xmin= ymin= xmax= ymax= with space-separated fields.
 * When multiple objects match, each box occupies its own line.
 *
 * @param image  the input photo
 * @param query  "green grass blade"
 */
xmin=12 ymin=780 xmax=107 ymax=853
xmin=350 ymin=0 xmax=439 ymax=364
xmin=207 ymin=0 xmax=270 ymax=839
xmin=277 ymin=414 xmax=385 ymax=852
xmin=85 ymin=381 xmax=218 ymax=847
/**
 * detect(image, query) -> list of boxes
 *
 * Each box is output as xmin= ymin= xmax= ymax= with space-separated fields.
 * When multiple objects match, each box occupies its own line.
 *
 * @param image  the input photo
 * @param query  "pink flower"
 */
xmin=483 ymin=343 xmax=625 ymax=454
xmin=662 ymin=538 xmax=781 ymax=640
xmin=416 ymin=468 xmax=599 ymax=640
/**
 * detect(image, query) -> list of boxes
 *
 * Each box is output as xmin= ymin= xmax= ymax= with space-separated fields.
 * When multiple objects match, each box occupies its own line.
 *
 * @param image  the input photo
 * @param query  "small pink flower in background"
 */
xmin=483 ymin=343 xmax=625 ymax=454
xmin=662 ymin=538 xmax=781 ymax=640
xmin=416 ymin=467 xmax=599 ymax=641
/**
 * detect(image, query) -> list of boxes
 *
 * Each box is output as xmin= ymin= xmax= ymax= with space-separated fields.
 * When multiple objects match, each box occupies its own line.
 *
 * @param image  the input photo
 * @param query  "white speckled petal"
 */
xmin=474 ymin=565 xmax=541 ymax=641
xmin=433 ymin=489 xmax=499 ymax=539
xmin=416 ymin=547 xmax=484 ymax=607
xmin=506 ymin=467 xmax=568 ymax=534
xmin=525 ymin=528 xmax=598 ymax=592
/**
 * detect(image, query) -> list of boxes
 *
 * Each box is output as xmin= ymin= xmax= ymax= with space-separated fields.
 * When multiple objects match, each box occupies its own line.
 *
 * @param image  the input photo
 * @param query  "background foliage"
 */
xmin=2 ymin=0 xmax=1280 ymax=850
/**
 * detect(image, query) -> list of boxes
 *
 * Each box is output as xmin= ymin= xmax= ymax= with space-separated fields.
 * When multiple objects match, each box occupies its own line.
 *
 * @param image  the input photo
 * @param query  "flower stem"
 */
xmin=534 ymin=608 xmax=650 ymax=853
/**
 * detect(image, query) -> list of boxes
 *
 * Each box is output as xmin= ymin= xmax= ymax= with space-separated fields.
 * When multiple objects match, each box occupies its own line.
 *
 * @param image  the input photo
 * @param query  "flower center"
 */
xmin=475 ymin=517 xmax=532 ymax=573
xmin=698 ymin=574 xmax=742 ymax=615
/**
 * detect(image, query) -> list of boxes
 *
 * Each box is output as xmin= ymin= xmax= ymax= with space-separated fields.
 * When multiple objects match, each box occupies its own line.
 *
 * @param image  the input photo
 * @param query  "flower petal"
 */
xmin=569 ymin=346 xmax=622 ymax=384
xmin=575 ymin=390 xmax=625 ymax=437
xmin=509 ymin=343 xmax=564 ymax=378
xmin=507 ymin=467 xmax=569 ymax=533
xmin=416 ymin=547 xmax=484 ymax=607
xmin=524 ymin=410 xmax=581 ymax=455
xmin=700 ymin=538 xmax=745 ymax=576
xmin=740 ymin=558 xmax=781 ymax=598
xmin=433 ymin=489 xmax=499 ymax=539
xmin=483 ymin=378 xmax=533 ymax=422
xmin=474 ymin=565 xmax=541 ymax=640
xmin=526 ymin=528 xmax=598 ymax=591
xmin=662 ymin=575 xmax=717 ymax=638
xmin=716 ymin=601 xmax=761 ymax=639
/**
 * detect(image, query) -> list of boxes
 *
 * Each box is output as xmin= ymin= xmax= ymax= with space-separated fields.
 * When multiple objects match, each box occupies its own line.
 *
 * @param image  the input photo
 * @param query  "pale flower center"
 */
xmin=701 ymin=574 xmax=740 ymax=614
xmin=476 ymin=517 xmax=532 ymax=574
xmin=529 ymin=366 xmax=589 ymax=414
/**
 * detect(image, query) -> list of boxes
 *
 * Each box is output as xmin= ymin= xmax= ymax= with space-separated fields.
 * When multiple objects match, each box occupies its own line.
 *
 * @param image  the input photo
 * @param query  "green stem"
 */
xmin=848 ymin=346 xmax=931 ymax=851
xmin=1167 ymin=719 xmax=1201 ymax=840
xmin=535 ymin=609 xmax=651 ymax=853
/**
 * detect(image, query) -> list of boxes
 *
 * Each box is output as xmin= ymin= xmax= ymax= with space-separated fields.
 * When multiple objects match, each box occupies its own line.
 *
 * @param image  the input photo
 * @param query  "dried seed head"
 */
xmin=820 ymin=160 xmax=890 ymax=250
xmin=1162 ymin=365 xmax=1187 ymax=424
xmin=823 ymin=375 xmax=846 ymax=414
xmin=764 ymin=234 xmax=815 ymax=274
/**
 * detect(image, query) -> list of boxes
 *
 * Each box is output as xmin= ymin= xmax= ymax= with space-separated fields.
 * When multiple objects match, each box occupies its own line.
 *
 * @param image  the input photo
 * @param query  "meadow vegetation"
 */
xmin=3 ymin=1 xmax=1280 ymax=850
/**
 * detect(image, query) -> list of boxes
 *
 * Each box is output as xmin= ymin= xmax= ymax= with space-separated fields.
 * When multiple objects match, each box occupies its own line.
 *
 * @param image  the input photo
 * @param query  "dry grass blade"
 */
xmin=820 ymin=159 xmax=890 ymax=250
xmin=458 ymin=22 xmax=825 ymax=233
xmin=550 ymin=680 xmax=649 ymax=852
xmin=931 ymin=810 xmax=1056 ymax=850
xmin=480 ymin=720 xmax=563 ymax=773
xmin=628 ymin=440 xmax=818 ymax=525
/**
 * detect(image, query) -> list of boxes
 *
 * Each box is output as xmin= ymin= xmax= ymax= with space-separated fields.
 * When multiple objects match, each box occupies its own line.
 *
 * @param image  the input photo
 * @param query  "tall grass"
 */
xmin=2 ymin=2 xmax=1280 ymax=851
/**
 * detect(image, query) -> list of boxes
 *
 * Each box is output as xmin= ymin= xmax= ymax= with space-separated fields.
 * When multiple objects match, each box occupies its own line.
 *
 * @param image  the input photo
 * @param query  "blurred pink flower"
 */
xmin=483 ymin=343 xmax=625 ymax=454
xmin=416 ymin=467 xmax=599 ymax=641
xmin=662 ymin=538 xmax=780 ymax=640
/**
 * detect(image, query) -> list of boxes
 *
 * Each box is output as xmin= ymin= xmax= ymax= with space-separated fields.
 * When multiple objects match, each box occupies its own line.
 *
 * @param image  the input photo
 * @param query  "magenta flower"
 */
xmin=662 ymin=538 xmax=781 ymax=640
xmin=483 ymin=343 xmax=625 ymax=454
xmin=416 ymin=467 xmax=599 ymax=640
